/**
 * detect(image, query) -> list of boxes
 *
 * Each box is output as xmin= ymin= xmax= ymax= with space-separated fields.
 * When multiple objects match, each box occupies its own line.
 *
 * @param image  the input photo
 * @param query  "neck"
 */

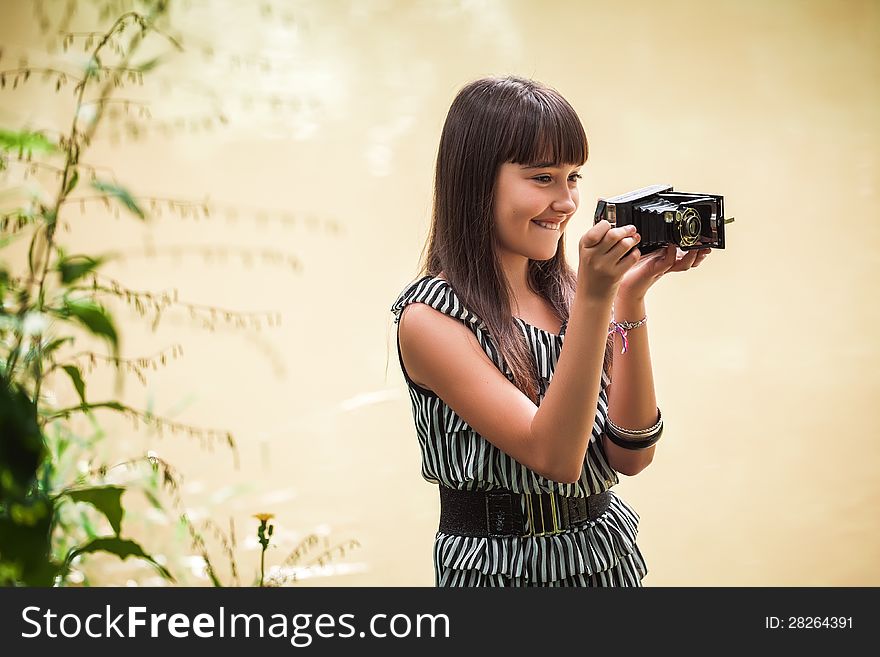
xmin=497 ymin=250 xmax=532 ymax=314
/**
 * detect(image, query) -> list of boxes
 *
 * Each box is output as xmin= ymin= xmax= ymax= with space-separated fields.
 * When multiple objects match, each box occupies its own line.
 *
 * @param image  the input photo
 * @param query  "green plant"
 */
xmin=2 ymin=0 xmax=359 ymax=587
xmin=251 ymin=513 xmax=361 ymax=588
xmin=254 ymin=512 xmax=273 ymax=587
xmin=0 ymin=0 xmax=239 ymax=586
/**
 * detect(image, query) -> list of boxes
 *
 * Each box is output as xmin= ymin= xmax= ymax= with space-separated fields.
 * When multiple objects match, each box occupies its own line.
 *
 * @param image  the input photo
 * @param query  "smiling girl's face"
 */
xmin=493 ymin=160 xmax=582 ymax=262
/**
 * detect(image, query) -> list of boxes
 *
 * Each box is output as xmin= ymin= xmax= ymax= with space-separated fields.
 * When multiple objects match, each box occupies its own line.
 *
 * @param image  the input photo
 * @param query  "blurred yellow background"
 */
xmin=1 ymin=0 xmax=878 ymax=586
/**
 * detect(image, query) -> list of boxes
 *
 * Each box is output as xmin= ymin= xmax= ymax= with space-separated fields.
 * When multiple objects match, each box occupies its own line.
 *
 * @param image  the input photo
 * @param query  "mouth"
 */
xmin=531 ymin=219 xmax=564 ymax=231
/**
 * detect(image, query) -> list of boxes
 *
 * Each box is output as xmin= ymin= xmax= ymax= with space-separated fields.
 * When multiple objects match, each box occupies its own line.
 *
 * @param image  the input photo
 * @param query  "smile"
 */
xmin=532 ymin=220 xmax=561 ymax=231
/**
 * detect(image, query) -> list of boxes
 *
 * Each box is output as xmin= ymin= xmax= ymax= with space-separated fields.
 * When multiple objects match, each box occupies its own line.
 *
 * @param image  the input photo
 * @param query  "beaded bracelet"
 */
xmin=608 ymin=314 xmax=647 ymax=354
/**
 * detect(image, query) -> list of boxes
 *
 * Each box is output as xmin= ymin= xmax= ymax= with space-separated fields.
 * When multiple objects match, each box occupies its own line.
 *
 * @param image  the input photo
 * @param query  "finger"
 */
xmin=691 ymin=249 xmax=711 ymax=268
xmin=648 ymin=244 xmax=676 ymax=270
xmin=609 ymin=232 xmax=642 ymax=262
xmin=600 ymin=224 xmax=637 ymax=255
xmin=661 ymin=244 xmax=678 ymax=264
xmin=582 ymin=220 xmax=613 ymax=248
xmin=615 ymin=243 xmax=642 ymax=272
xmin=672 ymin=249 xmax=699 ymax=271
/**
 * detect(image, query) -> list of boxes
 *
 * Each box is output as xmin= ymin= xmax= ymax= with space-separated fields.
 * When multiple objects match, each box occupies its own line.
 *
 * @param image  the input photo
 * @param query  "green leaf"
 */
xmin=91 ymin=180 xmax=145 ymax=220
xmin=134 ymin=56 xmax=163 ymax=72
xmin=57 ymin=254 xmax=106 ymax=284
xmin=55 ymin=434 xmax=70 ymax=461
xmin=42 ymin=400 xmax=127 ymax=422
xmin=141 ymin=486 xmax=164 ymax=510
xmin=64 ymin=169 xmax=79 ymax=196
xmin=66 ymin=537 xmax=175 ymax=582
xmin=41 ymin=336 xmax=75 ymax=356
xmin=79 ymin=509 xmax=98 ymax=539
xmin=86 ymin=56 xmax=100 ymax=77
xmin=58 ymin=298 xmax=118 ymax=355
xmin=0 ymin=128 xmax=58 ymax=156
xmin=0 ymin=502 xmax=58 ymax=586
xmin=0 ymin=379 xmax=46 ymax=501
xmin=61 ymin=365 xmax=87 ymax=405
xmin=66 ymin=485 xmax=124 ymax=536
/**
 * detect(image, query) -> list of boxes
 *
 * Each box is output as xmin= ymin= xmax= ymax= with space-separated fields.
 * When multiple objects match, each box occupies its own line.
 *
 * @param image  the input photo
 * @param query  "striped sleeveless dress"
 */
xmin=391 ymin=275 xmax=649 ymax=587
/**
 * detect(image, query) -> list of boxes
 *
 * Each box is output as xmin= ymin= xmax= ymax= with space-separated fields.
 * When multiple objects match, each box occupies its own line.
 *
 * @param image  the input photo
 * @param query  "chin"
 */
xmin=528 ymin=247 xmax=560 ymax=262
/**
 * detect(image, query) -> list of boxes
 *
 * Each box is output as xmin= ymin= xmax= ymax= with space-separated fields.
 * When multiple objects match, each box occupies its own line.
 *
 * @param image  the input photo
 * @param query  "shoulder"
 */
xmin=397 ymin=294 xmax=552 ymax=480
xmin=398 ymin=301 xmax=487 ymax=389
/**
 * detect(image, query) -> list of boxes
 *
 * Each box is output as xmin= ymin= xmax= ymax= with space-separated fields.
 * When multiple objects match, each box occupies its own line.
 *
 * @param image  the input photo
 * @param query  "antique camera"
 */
xmin=594 ymin=184 xmax=734 ymax=256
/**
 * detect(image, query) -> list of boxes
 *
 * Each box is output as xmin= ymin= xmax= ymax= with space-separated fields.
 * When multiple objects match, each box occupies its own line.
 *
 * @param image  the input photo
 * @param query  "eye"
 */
xmin=532 ymin=172 xmax=582 ymax=184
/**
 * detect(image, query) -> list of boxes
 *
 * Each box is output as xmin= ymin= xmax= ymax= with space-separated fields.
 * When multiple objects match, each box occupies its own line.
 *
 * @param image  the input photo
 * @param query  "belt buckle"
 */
xmin=523 ymin=491 xmax=561 ymax=537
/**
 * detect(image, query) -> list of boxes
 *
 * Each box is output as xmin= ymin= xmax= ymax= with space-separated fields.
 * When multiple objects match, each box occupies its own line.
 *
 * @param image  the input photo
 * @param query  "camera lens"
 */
xmin=676 ymin=208 xmax=701 ymax=247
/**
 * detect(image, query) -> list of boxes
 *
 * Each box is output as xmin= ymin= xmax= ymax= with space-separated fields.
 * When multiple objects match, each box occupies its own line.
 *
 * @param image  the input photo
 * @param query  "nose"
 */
xmin=551 ymin=186 xmax=577 ymax=215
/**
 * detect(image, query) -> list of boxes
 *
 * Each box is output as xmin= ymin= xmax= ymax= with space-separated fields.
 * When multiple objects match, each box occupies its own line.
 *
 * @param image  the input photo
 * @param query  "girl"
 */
xmin=390 ymin=75 xmax=710 ymax=587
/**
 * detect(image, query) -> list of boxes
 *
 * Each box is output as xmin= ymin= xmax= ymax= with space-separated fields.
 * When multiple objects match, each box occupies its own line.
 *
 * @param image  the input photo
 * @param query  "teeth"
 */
xmin=533 ymin=221 xmax=559 ymax=230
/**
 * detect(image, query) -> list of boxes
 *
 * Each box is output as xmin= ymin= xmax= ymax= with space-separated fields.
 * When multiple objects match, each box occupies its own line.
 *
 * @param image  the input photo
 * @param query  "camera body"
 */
xmin=593 ymin=184 xmax=730 ymax=256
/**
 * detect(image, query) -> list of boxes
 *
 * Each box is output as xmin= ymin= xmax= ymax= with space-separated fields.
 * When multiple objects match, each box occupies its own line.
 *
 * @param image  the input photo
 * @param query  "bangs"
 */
xmin=500 ymin=88 xmax=588 ymax=167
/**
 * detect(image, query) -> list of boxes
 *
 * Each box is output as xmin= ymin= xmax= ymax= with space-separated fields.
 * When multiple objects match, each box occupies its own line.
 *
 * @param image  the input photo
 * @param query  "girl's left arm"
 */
xmin=603 ymin=244 xmax=712 ymax=476
xmin=603 ymin=292 xmax=658 ymax=476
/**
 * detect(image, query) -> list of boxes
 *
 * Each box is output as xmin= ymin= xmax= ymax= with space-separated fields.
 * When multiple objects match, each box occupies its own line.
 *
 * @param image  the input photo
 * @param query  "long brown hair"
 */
xmin=417 ymin=75 xmax=613 ymax=404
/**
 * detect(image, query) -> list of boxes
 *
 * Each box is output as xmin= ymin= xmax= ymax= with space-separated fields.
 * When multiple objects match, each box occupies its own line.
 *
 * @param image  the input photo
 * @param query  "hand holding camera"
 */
xmin=577 ymin=220 xmax=643 ymax=302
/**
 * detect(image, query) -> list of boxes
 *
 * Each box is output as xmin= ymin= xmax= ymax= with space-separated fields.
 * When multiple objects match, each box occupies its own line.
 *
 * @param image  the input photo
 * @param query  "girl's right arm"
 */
xmin=531 ymin=220 xmax=641 ymax=482
xmin=398 ymin=220 xmax=640 ymax=484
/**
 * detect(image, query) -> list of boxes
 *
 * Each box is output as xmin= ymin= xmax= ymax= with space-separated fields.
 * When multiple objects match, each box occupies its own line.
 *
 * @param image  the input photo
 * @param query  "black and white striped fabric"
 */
xmin=391 ymin=275 xmax=648 ymax=587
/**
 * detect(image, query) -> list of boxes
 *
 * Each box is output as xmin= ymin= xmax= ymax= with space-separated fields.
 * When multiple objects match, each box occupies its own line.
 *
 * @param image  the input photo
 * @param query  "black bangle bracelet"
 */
xmin=605 ymin=423 xmax=663 ymax=450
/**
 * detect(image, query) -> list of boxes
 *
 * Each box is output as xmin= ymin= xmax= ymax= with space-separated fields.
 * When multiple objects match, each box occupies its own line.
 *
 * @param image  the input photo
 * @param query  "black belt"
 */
xmin=439 ymin=486 xmax=612 ymax=538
